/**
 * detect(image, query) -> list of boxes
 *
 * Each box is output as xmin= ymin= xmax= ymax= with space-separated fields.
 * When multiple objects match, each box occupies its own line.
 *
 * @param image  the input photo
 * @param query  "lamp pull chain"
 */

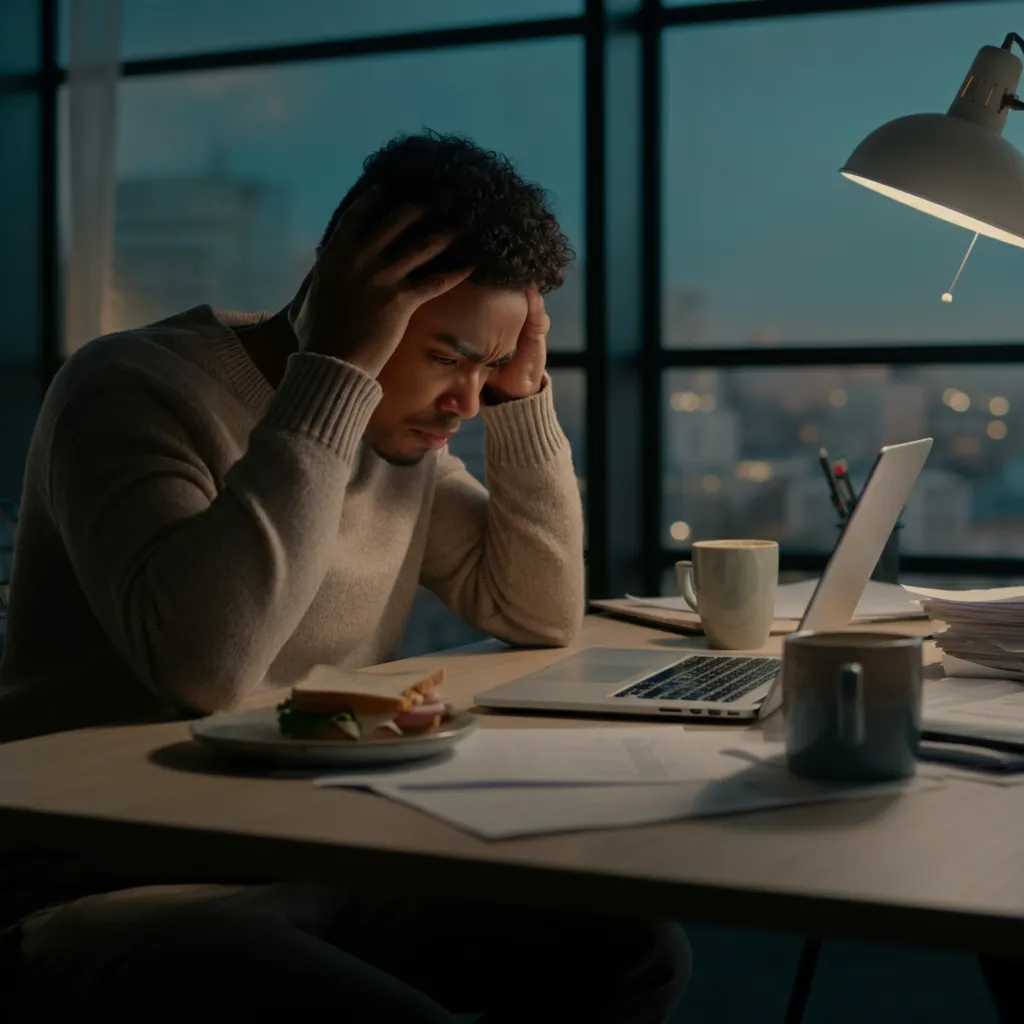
xmin=941 ymin=231 xmax=980 ymax=304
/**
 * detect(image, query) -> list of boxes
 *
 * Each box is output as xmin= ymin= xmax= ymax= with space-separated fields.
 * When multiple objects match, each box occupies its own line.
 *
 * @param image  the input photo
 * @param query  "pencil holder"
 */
xmin=836 ymin=521 xmax=902 ymax=584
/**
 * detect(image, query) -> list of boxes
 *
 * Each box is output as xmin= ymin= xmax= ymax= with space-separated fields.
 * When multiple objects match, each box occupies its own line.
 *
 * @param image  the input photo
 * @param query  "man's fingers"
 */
xmin=409 ymin=264 xmax=475 ymax=303
xmin=322 ymin=185 xmax=381 ymax=255
xmin=365 ymin=203 xmax=429 ymax=262
xmin=387 ymin=231 xmax=457 ymax=282
xmin=523 ymin=286 xmax=549 ymax=329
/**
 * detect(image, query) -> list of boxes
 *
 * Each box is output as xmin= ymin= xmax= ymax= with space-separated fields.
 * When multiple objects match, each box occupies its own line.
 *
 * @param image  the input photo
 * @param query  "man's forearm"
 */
xmin=421 ymin=384 xmax=585 ymax=646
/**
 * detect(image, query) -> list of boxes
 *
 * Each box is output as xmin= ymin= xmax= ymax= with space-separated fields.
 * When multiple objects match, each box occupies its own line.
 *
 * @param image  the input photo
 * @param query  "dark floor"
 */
xmin=455 ymin=925 xmax=1000 ymax=1022
xmin=670 ymin=926 xmax=999 ymax=1023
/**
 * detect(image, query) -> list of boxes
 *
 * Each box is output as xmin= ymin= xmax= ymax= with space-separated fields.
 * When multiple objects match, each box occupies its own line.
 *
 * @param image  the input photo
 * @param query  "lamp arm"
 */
xmin=999 ymin=33 xmax=1024 ymax=111
xmin=1002 ymin=32 xmax=1024 ymax=54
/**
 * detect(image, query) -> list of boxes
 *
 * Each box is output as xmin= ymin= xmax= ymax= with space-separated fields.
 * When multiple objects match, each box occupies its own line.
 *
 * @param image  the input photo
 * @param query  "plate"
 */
xmin=189 ymin=706 xmax=477 ymax=767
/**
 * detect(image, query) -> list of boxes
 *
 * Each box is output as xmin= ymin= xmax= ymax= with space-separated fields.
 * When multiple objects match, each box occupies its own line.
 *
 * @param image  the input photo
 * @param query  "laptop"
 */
xmin=475 ymin=437 xmax=933 ymax=722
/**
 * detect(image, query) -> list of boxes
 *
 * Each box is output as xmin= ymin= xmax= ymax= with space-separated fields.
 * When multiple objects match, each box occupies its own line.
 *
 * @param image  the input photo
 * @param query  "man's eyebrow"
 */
xmin=432 ymin=332 xmax=517 ymax=368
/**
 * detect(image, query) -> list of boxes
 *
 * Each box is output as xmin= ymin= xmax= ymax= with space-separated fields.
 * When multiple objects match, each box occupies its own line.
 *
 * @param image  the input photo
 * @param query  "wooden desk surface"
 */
xmin=1 ymin=615 xmax=1022 ymax=956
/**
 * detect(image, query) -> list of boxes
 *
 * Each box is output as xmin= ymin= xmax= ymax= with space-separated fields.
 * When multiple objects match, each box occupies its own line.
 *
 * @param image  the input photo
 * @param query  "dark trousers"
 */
xmin=980 ymin=956 xmax=1024 ymax=1024
xmin=10 ymin=880 xmax=691 ymax=1023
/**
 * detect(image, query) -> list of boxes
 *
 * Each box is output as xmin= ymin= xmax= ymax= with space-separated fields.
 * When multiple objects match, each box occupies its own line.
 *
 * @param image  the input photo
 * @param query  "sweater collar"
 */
xmin=200 ymin=305 xmax=277 ymax=416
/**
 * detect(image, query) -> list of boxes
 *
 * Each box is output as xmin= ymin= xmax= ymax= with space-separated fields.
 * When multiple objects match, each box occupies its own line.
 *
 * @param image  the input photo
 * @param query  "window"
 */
xmin=103 ymin=39 xmax=584 ymax=350
xmin=662 ymin=3 xmax=1024 ymax=348
xmin=35 ymin=0 xmax=1024 ymax=622
xmin=662 ymin=364 xmax=1024 ymax=556
xmin=0 ymin=371 xmax=38 ymax=499
xmin=59 ymin=0 xmax=582 ymax=63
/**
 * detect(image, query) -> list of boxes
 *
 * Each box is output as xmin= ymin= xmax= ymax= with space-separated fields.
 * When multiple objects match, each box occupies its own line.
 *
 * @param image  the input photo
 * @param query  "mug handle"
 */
xmin=836 ymin=662 xmax=865 ymax=745
xmin=676 ymin=561 xmax=700 ymax=613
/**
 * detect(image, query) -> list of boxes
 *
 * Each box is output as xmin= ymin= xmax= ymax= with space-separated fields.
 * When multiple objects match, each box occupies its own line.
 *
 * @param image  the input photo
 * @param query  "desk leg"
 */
xmin=782 ymin=937 xmax=822 ymax=1024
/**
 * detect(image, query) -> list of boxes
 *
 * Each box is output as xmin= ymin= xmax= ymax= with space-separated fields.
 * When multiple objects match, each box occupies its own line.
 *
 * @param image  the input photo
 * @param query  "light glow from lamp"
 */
xmin=841 ymin=172 xmax=1024 ymax=249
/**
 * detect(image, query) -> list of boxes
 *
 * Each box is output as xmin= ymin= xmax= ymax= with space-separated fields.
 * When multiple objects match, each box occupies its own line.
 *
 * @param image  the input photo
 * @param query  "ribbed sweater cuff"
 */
xmin=262 ymin=353 xmax=381 ymax=461
xmin=481 ymin=375 xmax=568 ymax=468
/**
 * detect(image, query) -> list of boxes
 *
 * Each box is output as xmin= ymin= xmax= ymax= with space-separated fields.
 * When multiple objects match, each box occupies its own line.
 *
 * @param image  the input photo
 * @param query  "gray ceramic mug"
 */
xmin=783 ymin=631 xmax=923 ymax=783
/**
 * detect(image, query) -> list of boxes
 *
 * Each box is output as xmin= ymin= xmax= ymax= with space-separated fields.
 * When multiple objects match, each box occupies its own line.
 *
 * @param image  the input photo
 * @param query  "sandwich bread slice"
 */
xmin=277 ymin=665 xmax=446 ymax=741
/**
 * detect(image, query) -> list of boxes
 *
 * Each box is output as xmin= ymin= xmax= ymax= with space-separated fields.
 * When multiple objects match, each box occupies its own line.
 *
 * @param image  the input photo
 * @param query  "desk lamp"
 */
xmin=841 ymin=33 xmax=1024 ymax=300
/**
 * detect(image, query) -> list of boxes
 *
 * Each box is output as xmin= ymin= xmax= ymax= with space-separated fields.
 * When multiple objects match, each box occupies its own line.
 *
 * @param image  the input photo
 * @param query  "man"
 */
xmin=0 ymin=133 xmax=690 ymax=1021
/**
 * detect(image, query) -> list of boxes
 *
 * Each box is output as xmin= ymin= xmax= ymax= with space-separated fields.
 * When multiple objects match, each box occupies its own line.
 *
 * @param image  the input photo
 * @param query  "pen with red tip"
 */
xmin=818 ymin=447 xmax=846 ymax=520
xmin=833 ymin=460 xmax=857 ymax=515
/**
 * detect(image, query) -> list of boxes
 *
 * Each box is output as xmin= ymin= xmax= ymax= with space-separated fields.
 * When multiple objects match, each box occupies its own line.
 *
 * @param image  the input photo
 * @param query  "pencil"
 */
xmin=818 ymin=447 xmax=846 ymax=519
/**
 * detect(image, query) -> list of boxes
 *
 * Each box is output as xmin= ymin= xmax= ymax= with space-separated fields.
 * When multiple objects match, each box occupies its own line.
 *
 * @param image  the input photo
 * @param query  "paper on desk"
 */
xmin=922 ymin=674 xmax=1024 ymax=748
xmin=315 ymin=727 xmax=777 ymax=789
xmin=369 ymin=770 xmax=942 ymax=839
xmin=942 ymin=654 xmax=1024 ymax=679
xmin=904 ymin=584 xmax=1024 ymax=604
xmin=625 ymin=580 xmax=923 ymax=622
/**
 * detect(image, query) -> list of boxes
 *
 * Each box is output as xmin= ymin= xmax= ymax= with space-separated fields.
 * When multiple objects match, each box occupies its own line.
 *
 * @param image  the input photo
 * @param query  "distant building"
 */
xmin=664 ymin=286 xmax=707 ymax=349
xmin=883 ymin=382 xmax=927 ymax=446
xmin=902 ymin=469 xmax=972 ymax=553
xmin=784 ymin=473 xmax=844 ymax=549
xmin=111 ymin=174 xmax=294 ymax=329
xmin=666 ymin=408 xmax=740 ymax=472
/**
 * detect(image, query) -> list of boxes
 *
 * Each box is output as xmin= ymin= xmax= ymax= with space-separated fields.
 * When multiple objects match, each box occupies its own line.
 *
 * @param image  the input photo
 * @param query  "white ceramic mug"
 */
xmin=676 ymin=539 xmax=779 ymax=650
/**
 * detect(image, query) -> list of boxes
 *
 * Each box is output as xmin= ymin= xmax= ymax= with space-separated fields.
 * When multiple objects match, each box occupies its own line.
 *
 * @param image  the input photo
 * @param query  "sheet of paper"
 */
xmin=314 ymin=727 xmax=781 ymax=789
xmin=624 ymin=580 xmax=923 ymax=622
xmin=369 ymin=771 xmax=943 ymax=839
xmin=938 ymin=690 xmax=1024 ymax=723
xmin=924 ymin=675 xmax=1024 ymax=711
xmin=905 ymin=584 xmax=1024 ymax=604
xmin=939 ymin=654 xmax=1024 ymax=681
xmin=922 ymin=675 xmax=1024 ymax=747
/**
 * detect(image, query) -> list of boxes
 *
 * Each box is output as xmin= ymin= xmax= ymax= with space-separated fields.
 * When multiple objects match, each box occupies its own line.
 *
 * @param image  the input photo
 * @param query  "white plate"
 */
xmin=190 ymin=706 xmax=477 ymax=767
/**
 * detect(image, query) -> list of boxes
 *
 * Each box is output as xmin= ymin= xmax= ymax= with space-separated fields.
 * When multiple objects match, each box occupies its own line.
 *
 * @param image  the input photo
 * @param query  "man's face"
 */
xmin=366 ymin=282 xmax=527 ymax=466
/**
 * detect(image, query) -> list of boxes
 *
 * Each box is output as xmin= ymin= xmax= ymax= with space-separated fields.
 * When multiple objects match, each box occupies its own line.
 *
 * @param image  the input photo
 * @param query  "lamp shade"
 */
xmin=841 ymin=43 xmax=1024 ymax=248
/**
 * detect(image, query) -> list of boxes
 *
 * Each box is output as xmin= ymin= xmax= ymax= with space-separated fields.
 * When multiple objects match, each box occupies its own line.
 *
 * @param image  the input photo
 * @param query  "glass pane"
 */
xmin=2 ymin=0 xmax=40 ymax=74
xmin=399 ymin=367 xmax=586 ymax=658
xmin=90 ymin=40 xmax=583 ymax=351
xmin=1 ymin=90 xmax=41 ymax=362
xmin=663 ymin=366 xmax=1024 ymax=557
xmin=663 ymin=4 xmax=1024 ymax=347
xmin=0 ymin=369 xmax=40 ymax=500
xmin=59 ymin=0 xmax=581 ymax=63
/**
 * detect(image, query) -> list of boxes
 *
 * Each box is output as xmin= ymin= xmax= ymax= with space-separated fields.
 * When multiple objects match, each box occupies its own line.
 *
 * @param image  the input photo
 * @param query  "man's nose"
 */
xmin=440 ymin=379 xmax=482 ymax=420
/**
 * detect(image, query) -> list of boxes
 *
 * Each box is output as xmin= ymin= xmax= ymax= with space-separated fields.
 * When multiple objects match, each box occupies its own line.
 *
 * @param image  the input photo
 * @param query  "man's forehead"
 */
xmin=432 ymin=331 xmax=517 ymax=367
xmin=419 ymin=284 xmax=526 ymax=358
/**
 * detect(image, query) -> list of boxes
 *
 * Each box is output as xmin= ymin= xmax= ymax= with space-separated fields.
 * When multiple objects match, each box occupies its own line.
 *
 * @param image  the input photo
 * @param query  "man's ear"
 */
xmin=315 ymin=245 xmax=323 ymax=260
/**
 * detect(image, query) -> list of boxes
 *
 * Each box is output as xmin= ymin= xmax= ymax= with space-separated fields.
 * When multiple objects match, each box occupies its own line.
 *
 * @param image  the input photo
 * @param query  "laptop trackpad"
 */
xmin=533 ymin=649 xmax=674 ymax=685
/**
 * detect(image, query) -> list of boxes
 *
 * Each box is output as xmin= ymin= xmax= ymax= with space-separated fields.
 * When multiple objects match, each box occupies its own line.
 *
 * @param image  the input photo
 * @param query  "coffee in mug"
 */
xmin=783 ymin=630 xmax=923 ymax=783
xmin=676 ymin=539 xmax=778 ymax=650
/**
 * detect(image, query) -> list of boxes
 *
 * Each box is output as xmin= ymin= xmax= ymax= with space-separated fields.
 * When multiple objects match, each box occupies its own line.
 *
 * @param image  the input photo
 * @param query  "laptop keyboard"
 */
xmin=613 ymin=656 xmax=779 ymax=703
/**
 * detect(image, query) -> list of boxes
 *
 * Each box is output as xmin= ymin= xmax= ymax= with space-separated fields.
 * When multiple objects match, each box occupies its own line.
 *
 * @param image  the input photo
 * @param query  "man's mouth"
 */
xmin=411 ymin=427 xmax=457 ymax=449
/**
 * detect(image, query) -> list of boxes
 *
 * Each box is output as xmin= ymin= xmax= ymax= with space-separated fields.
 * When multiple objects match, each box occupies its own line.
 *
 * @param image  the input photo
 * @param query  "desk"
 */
xmin=0 ymin=616 xmax=1022 ymax=957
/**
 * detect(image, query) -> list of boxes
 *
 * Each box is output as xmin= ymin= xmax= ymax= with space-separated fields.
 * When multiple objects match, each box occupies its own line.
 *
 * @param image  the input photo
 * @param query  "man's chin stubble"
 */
xmin=370 ymin=445 xmax=427 ymax=468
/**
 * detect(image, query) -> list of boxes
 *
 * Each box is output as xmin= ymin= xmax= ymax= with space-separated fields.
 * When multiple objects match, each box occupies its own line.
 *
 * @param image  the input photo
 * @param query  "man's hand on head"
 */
xmin=290 ymin=187 xmax=473 ymax=379
xmin=483 ymin=286 xmax=549 ymax=404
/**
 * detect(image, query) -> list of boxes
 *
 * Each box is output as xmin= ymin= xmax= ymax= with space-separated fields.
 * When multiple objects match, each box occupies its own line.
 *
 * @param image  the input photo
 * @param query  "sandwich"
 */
xmin=276 ymin=664 xmax=447 ymax=741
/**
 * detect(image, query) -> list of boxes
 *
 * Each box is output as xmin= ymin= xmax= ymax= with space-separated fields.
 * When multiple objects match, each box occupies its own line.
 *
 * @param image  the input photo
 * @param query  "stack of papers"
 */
xmin=593 ymin=580 xmax=925 ymax=636
xmin=315 ymin=727 xmax=941 ymax=839
xmin=906 ymin=585 xmax=1024 ymax=678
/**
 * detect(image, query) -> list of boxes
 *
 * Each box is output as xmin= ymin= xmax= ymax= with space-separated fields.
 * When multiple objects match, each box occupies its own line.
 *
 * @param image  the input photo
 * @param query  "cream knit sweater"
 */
xmin=0 ymin=306 xmax=584 ymax=743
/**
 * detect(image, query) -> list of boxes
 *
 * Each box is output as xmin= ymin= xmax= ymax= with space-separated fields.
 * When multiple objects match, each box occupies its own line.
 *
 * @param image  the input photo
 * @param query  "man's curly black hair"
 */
xmin=320 ymin=131 xmax=574 ymax=295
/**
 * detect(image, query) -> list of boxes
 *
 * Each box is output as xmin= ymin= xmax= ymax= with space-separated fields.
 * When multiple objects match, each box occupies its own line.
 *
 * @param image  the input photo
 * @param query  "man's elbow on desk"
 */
xmin=486 ymin=603 xmax=584 ymax=649
xmin=147 ymin=660 xmax=263 ymax=719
